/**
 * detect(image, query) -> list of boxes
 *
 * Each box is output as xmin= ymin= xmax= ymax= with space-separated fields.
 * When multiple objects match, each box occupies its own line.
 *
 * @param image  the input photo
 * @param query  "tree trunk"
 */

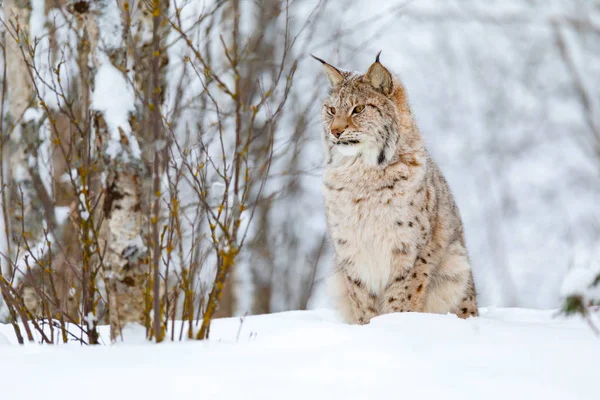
xmin=3 ymin=0 xmax=36 ymax=276
xmin=3 ymin=0 xmax=55 ymax=318
xmin=99 ymin=169 xmax=148 ymax=340
xmin=87 ymin=0 xmax=149 ymax=341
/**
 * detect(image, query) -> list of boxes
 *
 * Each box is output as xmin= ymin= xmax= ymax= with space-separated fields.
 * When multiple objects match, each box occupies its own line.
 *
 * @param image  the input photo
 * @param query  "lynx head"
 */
xmin=313 ymin=52 xmax=413 ymax=167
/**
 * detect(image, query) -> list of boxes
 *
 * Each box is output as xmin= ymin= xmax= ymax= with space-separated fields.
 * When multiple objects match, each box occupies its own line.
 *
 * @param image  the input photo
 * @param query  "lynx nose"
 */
xmin=331 ymin=125 xmax=347 ymax=139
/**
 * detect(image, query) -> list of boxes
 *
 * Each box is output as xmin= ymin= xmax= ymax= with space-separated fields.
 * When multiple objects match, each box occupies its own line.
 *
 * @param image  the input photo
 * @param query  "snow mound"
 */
xmin=0 ymin=332 xmax=10 ymax=346
xmin=0 ymin=308 xmax=597 ymax=400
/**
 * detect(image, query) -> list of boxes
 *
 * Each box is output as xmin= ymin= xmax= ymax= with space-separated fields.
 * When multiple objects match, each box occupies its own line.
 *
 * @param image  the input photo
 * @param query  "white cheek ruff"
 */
xmin=336 ymin=143 xmax=361 ymax=156
xmin=360 ymin=145 xmax=382 ymax=166
xmin=333 ymin=140 xmax=382 ymax=165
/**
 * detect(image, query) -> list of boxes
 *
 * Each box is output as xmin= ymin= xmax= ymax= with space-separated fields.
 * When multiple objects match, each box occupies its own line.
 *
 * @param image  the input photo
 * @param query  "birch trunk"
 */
xmin=99 ymin=169 xmax=148 ymax=340
xmin=86 ymin=0 xmax=149 ymax=341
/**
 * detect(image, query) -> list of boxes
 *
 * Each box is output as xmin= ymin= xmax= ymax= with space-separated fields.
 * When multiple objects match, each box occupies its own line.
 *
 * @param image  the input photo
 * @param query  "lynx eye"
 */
xmin=327 ymin=106 xmax=336 ymax=115
xmin=352 ymin=105 xmax=365 ymax=114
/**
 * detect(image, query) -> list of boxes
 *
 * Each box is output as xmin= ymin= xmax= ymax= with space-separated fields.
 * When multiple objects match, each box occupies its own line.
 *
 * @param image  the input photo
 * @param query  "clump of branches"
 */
xmin=562 ymin=271 xmax=600 ymax=335
xmin=0 ymin=0 xmax=321 ymax=344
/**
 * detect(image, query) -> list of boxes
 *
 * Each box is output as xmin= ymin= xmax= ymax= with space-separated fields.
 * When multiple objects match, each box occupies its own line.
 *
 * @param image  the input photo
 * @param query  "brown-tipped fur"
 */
xmin=316 ymin=54 xmax=478 ymax=324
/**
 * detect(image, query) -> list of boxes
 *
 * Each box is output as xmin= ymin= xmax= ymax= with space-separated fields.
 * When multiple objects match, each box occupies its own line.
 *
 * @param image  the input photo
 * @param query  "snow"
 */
xmin=116 ymin=323 xmax=148 ymax=344
xmin=29 ymin=0 xmax=46 ymax=45
xmin=54 ymin=206 xmax=71 ymax=226
xmin=0 ymin=308 xmax=597 ymax=399
xmin=0 ymin=332 xmax=10 ymax=345
xmin=83 ymin=312 xmax=97 ymax=331
xmin=78 ymin=190 xmax=90 ymax=220
xmin=22 ymin=107 xmax=44 ymax=123
xmin=91 ymin=61 xmax=141 ymax=160
xmin=94 ymin=0 xmax=125 ymax=52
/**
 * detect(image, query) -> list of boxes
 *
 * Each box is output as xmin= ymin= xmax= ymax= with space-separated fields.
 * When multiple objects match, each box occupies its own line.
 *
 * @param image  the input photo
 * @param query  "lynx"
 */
xmin=314 ymin=52 xmax=478 ymax=324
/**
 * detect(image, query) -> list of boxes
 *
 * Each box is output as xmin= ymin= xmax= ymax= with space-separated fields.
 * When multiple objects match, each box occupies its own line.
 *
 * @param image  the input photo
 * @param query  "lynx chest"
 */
xmin=323 ymin=174 xmax=428 ymax=294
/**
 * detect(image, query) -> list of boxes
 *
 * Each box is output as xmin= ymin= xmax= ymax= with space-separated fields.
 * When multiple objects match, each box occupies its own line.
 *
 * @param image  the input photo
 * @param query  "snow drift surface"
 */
xmin=0 ymin=308 xmax=597 ymax=400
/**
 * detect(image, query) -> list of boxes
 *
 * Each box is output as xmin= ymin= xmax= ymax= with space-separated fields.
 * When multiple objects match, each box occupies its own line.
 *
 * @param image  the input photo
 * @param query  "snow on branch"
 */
xmin=91 ymin=61 xmax=140 ymax=161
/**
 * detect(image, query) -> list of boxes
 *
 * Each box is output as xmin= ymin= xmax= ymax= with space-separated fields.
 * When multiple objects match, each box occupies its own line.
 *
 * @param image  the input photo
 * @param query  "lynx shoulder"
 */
xmin=313 ymin=53 xmax=478 ymax=324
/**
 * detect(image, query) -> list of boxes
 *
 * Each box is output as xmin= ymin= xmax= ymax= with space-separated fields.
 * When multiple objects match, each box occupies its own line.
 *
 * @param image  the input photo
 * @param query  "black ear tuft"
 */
xmin=311 ymin=54 xmax=344 ymax=87
xmin=311 ymin=54 xmax=327 ymax=65
xmin=364 ymin=51 xmax=393 ymax=96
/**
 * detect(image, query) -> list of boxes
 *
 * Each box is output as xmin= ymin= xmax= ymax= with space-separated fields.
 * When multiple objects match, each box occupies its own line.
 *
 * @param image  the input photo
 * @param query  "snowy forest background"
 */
xmin=0 ymin=0 xmax=599 ymax=342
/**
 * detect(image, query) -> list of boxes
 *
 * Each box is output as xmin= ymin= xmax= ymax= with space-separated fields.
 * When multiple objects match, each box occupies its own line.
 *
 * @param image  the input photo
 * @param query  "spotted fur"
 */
xmin=315 ymin=54 xmax=478 ymax=324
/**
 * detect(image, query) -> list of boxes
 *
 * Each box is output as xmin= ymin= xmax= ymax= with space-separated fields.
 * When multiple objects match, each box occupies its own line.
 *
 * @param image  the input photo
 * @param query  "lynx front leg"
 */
xmin=344 ymin=274 xmax=380 ymax=324
xmin=330 ymin=269 xmax=379 ymax=324
xmin=452 ymin=272 xmax=479 ymax=319
xmin=380 ymin=258 xmax=431 ymax=315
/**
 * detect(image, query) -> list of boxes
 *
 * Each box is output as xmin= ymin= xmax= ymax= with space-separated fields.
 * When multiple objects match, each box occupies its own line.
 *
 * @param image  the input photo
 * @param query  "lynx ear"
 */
xmin=311 ymin=54 xmax=344 ymax=86
xmin=364 ymin=51 xmax=393 ymax=95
